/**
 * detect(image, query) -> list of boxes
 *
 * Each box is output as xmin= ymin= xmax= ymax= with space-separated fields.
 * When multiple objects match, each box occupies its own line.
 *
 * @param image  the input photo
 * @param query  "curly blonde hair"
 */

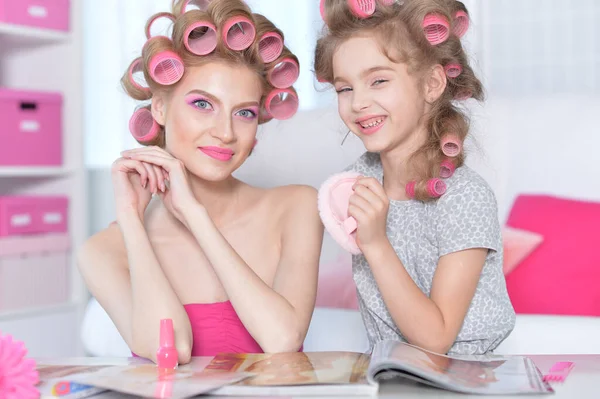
xmin=122 ymin=0 xmax=300 ymax=147
xmin=315 ymin=0 xmax=483 ymax=201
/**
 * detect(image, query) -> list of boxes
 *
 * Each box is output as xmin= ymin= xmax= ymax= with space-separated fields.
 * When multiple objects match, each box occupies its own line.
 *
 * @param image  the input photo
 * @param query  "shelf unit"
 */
xmin=0 ymin=1 xmax=88 ymax=358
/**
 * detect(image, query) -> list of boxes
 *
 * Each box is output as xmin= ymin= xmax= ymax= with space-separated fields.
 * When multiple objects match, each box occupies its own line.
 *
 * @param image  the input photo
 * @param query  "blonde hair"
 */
xmin=315 ymin=0 xmax=483 ymax=201
xmin=122 ymin=0 xmax=300 ymax=147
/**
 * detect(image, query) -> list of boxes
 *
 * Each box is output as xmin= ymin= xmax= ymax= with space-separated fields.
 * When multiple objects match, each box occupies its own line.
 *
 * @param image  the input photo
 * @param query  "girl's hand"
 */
xmin=348 ymin=177 xmax=390 ymax=251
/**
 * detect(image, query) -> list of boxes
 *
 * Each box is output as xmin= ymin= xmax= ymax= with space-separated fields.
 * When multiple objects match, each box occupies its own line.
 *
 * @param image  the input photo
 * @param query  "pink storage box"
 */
xmin=0 ymin=233 xmax=70 ymax=312
xmin=0 ymin=89 xmax=63 ymax=166
xmin=0 ymin=0 xmax=70 ymax=32
xmin=0 ymin=196 xmax=68 ymax=237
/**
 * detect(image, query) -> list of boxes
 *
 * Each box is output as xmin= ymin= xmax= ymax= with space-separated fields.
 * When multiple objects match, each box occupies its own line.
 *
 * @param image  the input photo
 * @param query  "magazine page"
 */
xmin=67 ymin=363 xmax=250 ymax=399
xmin=36 ymin=365 xmax=111 ymax=399
xmin=368 ymin=340 xmax=554 ymax=395
xmin=203 ymin=351 xmax=378 ymax=396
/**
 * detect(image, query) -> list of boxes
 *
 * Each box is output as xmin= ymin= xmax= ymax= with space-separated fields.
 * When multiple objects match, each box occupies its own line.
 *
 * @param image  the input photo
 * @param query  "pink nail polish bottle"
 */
xmin=156 ymin=319 xmax=178 ymax=369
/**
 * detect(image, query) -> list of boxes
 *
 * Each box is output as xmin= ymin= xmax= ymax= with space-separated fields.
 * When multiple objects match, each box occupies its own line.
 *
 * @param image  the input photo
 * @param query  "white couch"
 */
xmin=82 ymin=97 xmax=600 ymax=356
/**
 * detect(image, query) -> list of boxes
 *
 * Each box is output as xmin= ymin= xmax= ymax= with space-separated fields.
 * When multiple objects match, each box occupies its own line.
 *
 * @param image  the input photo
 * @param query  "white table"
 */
xmin=37 ymin=355 xmax=600 ymax=398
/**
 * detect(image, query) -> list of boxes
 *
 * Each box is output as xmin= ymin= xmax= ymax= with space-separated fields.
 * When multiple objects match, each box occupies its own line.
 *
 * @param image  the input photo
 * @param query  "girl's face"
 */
xmin=152 ymin=61 xmax=262 ymax=181
xmin=332 ymin=35 xmax=442 ymax=154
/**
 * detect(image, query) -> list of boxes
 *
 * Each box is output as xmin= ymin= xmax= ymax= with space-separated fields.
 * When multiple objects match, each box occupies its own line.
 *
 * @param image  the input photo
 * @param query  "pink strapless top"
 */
xmin=132 ymin=301 xmax=263 ymax=358
xmin=184 ymin=301 xmax=264 ymax=356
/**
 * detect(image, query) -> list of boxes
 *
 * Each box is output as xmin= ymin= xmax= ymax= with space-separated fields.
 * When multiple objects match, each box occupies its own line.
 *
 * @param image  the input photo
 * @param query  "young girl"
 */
xmin=77 ymin=0 xmax=323 ymax=364
xmin=315 ymin=0 xmax=515 ymax=355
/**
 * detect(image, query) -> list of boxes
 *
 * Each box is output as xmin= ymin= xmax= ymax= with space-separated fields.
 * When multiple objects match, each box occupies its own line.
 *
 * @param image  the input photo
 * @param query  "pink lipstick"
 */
xmin=199 ymin=146 xmax=234 ymax=161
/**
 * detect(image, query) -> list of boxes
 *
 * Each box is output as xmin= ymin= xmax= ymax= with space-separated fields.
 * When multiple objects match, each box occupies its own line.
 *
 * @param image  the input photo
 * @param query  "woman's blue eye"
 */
xmin=373 ymin=79 xmax=388 ymax=86
xmin=237 ymin=109 xmax=257 ymax=119
xmin=194 ymin=100 xmax=212 ymax=109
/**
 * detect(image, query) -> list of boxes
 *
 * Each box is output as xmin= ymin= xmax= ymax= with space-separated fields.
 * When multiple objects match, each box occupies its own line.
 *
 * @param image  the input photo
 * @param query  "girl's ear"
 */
xmin=424 ymin=64 xmax=447 ymax=103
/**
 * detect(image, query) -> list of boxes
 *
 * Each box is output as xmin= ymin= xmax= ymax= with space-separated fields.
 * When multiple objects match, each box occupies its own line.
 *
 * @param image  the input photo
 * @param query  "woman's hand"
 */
xmin=121 ymin=146 xmax=200 ymax=226
xmin=348 ymin=177 xmax=390 ymax=251
xmin=111 ymin=157 xmax=161 ymax=223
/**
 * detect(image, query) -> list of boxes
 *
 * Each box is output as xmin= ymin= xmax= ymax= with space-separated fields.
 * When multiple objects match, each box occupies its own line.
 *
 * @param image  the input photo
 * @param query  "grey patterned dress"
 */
xmin=348 ymin=152 xmax=515 ymax=355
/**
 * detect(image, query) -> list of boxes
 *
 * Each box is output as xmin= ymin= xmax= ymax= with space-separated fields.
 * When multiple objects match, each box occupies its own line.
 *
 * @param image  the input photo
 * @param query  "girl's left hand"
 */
xmin=121 ymin=146 xmax=199 ymax=226
xmin=348 ymin=177 xmax=390 ymax=250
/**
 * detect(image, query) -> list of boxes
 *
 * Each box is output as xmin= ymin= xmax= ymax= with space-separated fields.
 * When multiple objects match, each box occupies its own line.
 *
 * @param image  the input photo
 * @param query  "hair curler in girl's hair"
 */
xmin=222 ymin=16 xmax=256 ymax=51
xmin=129 ymin=106 xmax=161 ymax=143
xmin=453 ymin=10 xmax=470 ymax=38
xmin=145 ymin=12 xmax=176 ymax=40
xmin=258 ymin=32 xmax=284 ymax=63
xmin=321 ymin=0 xmax=377 ymax=22
xmin=127 ymin=57 xmax=151 ymax=98
xmin=265 ymin=88 xmax=299 ymax=120
xmin=347 ymin=0 xmax=376 ymax=18
xmin=422 ymin=14 xmax=450 ymax=45
xmin=440 ymin=159 xmax=456 ymax=178
xmin=441 ymin=134 xmax=462 ymax=157
xmin=427 ymin=178 xmax=447 ymax=198
xmin=445 ymin=63 xmax=462 ymax=79
xmin=184 ymin=20 xmax=218 ymax=55
xmin=268 ymin=58 xmax=300 ymax=89
xmin=406 ymin=181 xmax=416 ymax=199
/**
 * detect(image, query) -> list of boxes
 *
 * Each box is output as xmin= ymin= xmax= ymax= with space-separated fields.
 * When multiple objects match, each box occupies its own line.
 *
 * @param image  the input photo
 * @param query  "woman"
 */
xmin=77 ymin=0 xmax=323 ymax=364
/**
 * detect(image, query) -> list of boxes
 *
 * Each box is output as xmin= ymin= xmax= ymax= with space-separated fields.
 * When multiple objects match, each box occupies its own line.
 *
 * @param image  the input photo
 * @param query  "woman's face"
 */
xmin=152 ymin=61 xmax=263 ymax=181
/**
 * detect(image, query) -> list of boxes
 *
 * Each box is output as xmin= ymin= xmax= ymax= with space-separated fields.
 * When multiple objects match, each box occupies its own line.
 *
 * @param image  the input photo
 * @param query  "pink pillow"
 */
xmin=502 ymin=226 xmax=543 ymax=275
xmin=315 ymin=252 xmax=359 ymax=310
xmin=505 ymin=195 xmax=600 ymax=317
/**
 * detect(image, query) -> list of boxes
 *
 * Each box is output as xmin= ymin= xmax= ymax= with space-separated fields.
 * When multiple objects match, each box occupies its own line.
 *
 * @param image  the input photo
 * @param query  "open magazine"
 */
xmin=37 ymin=340 xmax=554 ymax=398
xmin=37 ymin=365 xmax=110 ymax=399
xmin=203 ymin=340 xmax=554 ymax=396
xmin=36 ymin=363 xmax=250 ymax=399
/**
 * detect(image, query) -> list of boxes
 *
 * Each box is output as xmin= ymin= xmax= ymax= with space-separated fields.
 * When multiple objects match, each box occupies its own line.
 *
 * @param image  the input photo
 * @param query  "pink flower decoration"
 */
xmin=0 ymin=333 xmax=40 ymax=399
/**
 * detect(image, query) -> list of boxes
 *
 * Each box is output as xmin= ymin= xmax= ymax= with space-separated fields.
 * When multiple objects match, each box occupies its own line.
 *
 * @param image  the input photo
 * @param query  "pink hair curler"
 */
xmin=441 ymin=134 xmax=462 ymax=157
xmin=318 ymin=172 xmax=362 ymax=255
xmin=445 ymin=63 xmax=462 ymax=78
xmin=184 ymin=21 xmax=217 ymax=55
xmin=427 ymin=178 xmax=447 ymax=197
xmin=149 ymin=50 xmax=185 ymax=85
xmin=265 ymin=88 xmax=299 ymax=120
xmin=156 ymin=319 xmax=178 ymax=369
xmin=543 ymin=362 xmax=574 ymax=383
xmin=0 ymin=333 xmax=40 ymax=399
xmin=453 ymin=10 xmax=470 ymax=38
xmin=223 ymin=16 xmax=256 ymax=51
xmin=146 ymin=12 xmax=176 ymax=40
xmin=405 ymin=181 xmax=416 ymax=199
xmin=128 ymin=57 xmax=151 ymax=94
xmin=454 ymin=89 xmax=472 ymax=101
xmin=268 ymin=58 xmax=300 ymax=89
xmin=258 ymin=32 xmax=284 ymax=63
xmin=440 ymin=159 xmax=456 ymax=178
xmin=422 ymin=13 xmax=450 ymax=45
xmin=129 ymin=107 xmax=161 ymax=143
xmin=348 ymin=0 xmax=376 ymax=18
